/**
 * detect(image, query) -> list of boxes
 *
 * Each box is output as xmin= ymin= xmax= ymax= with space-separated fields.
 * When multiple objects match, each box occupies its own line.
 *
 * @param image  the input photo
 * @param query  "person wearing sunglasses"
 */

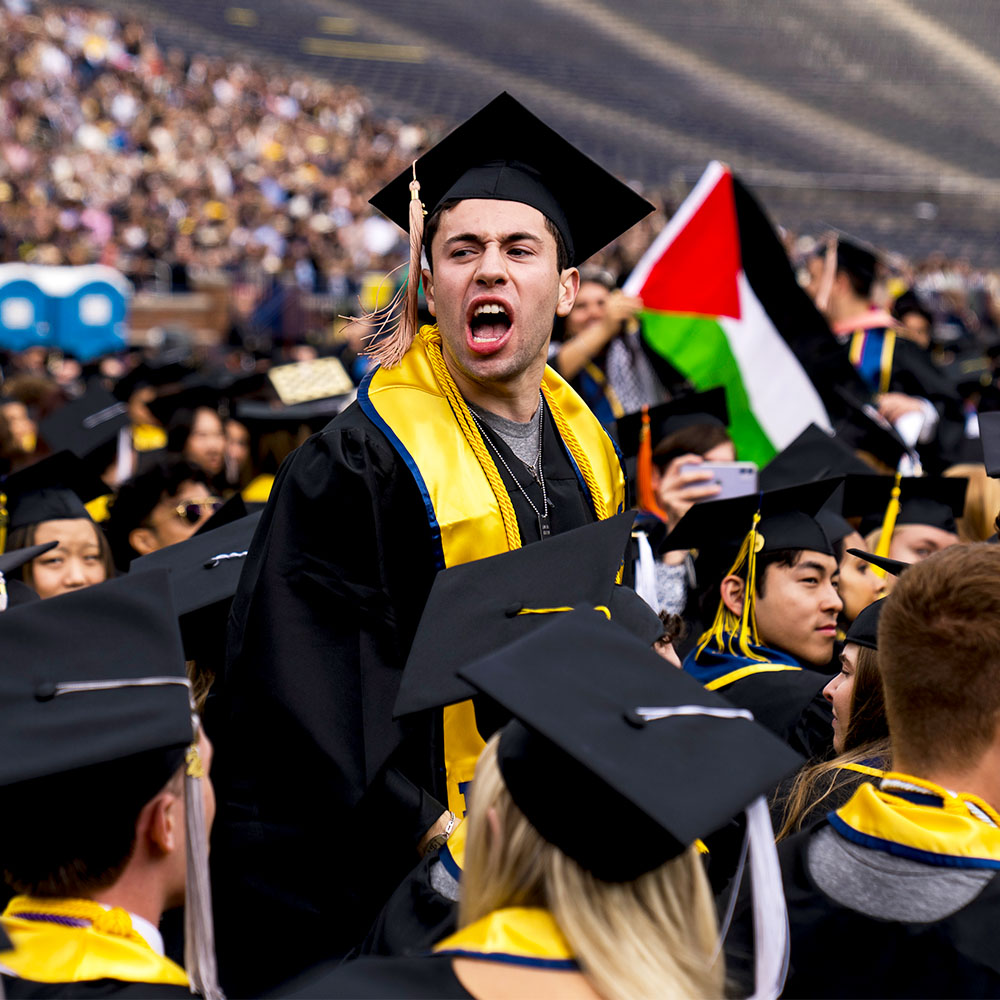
xmin=104 ymin=459 xmax=221 ymax=571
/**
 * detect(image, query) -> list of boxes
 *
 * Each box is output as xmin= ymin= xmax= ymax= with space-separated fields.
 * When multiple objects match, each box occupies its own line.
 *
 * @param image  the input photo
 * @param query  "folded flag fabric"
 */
xmin=624 ymin=161 xmax=862 ymax=466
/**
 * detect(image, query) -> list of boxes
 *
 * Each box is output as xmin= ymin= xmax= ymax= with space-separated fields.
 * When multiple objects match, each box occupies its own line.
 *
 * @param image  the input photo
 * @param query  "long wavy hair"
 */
xmin=460 ymin=734 xmax=724 ymax=1000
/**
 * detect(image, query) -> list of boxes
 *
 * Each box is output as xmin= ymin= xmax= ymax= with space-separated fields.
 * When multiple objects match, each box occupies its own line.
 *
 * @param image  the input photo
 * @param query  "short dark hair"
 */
xmin=652 ymin=424 xmax=733 ymax=471
xmin=423 ymin=199 xmax=571 ymax=273
xmin=837 ymin=264 xmax=873 ymax=299
xmin=0 ymin=749 xmax=185 ymax=898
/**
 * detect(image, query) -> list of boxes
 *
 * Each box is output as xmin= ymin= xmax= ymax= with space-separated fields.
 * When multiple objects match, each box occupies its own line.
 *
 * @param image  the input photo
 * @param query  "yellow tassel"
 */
xmin=872 ymin=472 xmax=902 ymax=578
xmin=0 ymin=490 xmax=7 ymax=554
xmin=362 ymin=162 xmax=425 ymax=369
xmin=696 ymin=510 xmax=768 ymax=662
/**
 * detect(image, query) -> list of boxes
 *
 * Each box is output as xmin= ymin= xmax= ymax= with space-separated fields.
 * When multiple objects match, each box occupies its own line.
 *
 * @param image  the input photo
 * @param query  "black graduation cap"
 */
xmin=0 ymin=571 xmax=192 ymax=792
xmin=836 ymin=238 xmax=878 ymax=287
xmin=979 ymin=411 xmax=1000 ymax=479
xmin=1 ymin=451 xmax=110 ymax=532
xmin=458 ymin=611 xmax=801 ymax=881
xmin=661 ymin=479 xmax=840 ymax=559
xmin=843 ymin=595 xmax=886 ymax=651
xmin=847 ymin=475 xmax=968 ymax=535
xmin=111 ymin=356 xmax=193 ymax=402
xmin=0 ymin=541 xmax=56 ymax=611
xmin=146 ymin=381 xmax=224 ymax=428
xmin=38 ymin=387 xmax=130 ymax=464
xmin=195 ymin=492 xmax=247 ymax=536
xmin=395 ymin=513 xmax=650 ymax=717
xmin=234 ymin=397 xmax=343 ymax=430
xmin=370 ymin=93 xmax=654 ymax=266
xmin=846 ymin=548 xmax=909 ymax=579
xmin=614 ymin=388 xmax=729 ymax=460
xmin=129 ymin=512 xmax=261 ymax=660
xmin=760 ymin=424 xmax=875 ymax=492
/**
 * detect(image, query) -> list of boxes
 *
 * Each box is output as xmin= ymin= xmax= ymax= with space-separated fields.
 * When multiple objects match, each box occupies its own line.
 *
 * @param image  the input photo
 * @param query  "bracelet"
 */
xmin=421 ymin=811 xmax=457 ymax=858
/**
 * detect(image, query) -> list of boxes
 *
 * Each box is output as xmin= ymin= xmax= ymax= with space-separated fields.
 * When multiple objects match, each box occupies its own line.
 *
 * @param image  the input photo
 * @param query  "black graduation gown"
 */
xmin=1 ymin=979 xmax=193 ymax=998
xmin=276 ymin=955 xmax=471 ymax=999
xmin=725 ymin=822 xmax=1000 ymax=998
xmin=713 ymin=668 xmax=833 ymax=760
xmin=210 ymin=400 xmax=598 ymax=995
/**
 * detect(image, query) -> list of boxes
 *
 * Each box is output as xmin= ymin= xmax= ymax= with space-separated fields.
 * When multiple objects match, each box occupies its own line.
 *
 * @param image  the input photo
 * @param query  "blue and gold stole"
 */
xmin=359 ymin=327 xmax=625 ymax=817
xmin=433 ymin=907 xmax=577 ymax=970
xmin=683 ymin=636 xmax=803 ymax=692
xmin=830 ymin=772 xmax=1000 ymax=868
xmin=1 ymin=896 xmax=189 ymax=986
xmin=847 ymin=325 xmax=897 ymax=396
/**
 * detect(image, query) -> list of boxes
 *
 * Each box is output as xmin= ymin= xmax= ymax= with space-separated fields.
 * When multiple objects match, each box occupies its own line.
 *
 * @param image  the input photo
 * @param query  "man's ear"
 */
xmin=422 ymin=268 xmax=436 ymax=317
xmin=129 ymin=527 xmax=157 ymax=557
xmin=554 ymin=266 xmax=580 ymax=318
xmin=720 ymin=574 xmax=745 ymax=617
xmin=140 ymin=790 xmax=181 ymax=857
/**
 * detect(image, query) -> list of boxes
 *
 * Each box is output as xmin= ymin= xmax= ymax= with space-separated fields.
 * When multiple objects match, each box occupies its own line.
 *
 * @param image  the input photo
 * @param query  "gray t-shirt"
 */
xmin=468 ymin=401 xmax=542 ymax=472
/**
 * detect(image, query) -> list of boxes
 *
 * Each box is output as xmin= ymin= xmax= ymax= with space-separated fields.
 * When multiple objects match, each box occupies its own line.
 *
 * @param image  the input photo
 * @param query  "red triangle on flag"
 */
xmin=639 ymin=169 xmax=742 ymax=320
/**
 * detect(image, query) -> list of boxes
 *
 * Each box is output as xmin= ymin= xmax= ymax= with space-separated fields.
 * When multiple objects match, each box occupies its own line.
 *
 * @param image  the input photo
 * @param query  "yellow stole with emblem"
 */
xmin=433 ymin=906 xmax=577 ymax=969
xmin=1 ymin=896 xmax=188 ymax=986
xmin=359 ymin=326 xmax=625 ymax=816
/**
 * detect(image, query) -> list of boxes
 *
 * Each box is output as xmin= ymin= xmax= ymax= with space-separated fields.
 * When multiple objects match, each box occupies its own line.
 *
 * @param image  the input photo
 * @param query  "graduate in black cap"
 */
xmin=210 ymin=93 xmax=653 ymax=994
xmin=0 ymin=541 xmax=56 ymax=610
xmin=666 ymin=481 xmax=842 ymax=757
xmin=0 ymin=572 xmax=221 ymax=999
xmin=729 ymin=543 xmax=1000 ymax=998
xmin=282 ymin=611 xmax=800 ymax=1000
xmin=805 ymin=234 xmax=963 ymax=471
xmin=1 ymin=452 xmax=115 ymax=599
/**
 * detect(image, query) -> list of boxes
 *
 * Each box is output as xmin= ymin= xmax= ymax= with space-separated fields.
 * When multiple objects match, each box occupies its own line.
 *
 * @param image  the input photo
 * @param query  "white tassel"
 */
xmin=745 ymin=795 xmax=790 ymax=1000
xmin=633 ymin=531 xmax=658 ymax=610
xmin=183 ymin=718 xmax=224 ymax=1000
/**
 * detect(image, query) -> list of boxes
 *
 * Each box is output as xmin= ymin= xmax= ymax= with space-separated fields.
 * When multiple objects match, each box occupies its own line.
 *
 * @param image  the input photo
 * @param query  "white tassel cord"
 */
xmin=745 ymin=796 xmax=790 ymax=1000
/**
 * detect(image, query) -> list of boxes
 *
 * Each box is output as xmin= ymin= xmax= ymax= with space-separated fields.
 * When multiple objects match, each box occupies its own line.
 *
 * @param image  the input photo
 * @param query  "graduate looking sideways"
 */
xmin=211 ymin=92 xmax=653 ymax=995
xmin=667 ymin=481 xmax=843 ymax=758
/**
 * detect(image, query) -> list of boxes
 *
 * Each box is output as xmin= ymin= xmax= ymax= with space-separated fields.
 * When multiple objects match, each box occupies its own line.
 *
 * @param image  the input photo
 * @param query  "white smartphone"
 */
xmin=678 ymin=461 xmax=758 ymax=502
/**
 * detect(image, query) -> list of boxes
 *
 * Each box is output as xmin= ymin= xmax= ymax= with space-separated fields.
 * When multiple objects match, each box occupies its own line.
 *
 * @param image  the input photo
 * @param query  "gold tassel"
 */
xmin=0 ymin=491 xmax=7 ymax=555
xmin=871 ymin=472 xmax=902 ymax=578
xmin=696 ymin=511 xmax=768 ymax=662
xmin=361 ymin=162 xmax=426 ymax=369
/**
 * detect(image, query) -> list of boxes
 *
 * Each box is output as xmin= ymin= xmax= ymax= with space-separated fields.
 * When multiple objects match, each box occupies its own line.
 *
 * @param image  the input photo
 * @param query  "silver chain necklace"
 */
xmin=469 ymin=391 xmax=551 ymax=538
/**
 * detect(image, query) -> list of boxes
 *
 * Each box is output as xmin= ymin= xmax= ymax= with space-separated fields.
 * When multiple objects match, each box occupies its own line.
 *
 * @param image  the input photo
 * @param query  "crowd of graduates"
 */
xmin=4 ymin=11 xmax=1000 ymax=1000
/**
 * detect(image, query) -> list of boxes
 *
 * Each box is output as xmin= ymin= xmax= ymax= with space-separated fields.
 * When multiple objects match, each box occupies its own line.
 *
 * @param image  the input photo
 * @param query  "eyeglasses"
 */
xmin=172 ymin=497 xmax=224 ymax=524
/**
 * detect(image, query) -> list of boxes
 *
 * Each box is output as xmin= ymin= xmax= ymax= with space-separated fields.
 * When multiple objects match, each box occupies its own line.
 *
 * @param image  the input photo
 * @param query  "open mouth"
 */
xmin=469 ymin=302 xmax=513 ymax=344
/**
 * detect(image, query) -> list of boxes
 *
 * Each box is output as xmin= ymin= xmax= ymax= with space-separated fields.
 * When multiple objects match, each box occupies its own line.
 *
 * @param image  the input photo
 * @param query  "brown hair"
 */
xmin=776 ymin=644 xmax=889 ymax=839
xmin=944 ymin=463 xmax=1000 ymax=542
xmin=7 ymin=519 xmax=116 ymax=587
xmin=652 ymin=423 xmax=733 ymax=470
xmin=879 ymin=543 xmax=1000 ymax=773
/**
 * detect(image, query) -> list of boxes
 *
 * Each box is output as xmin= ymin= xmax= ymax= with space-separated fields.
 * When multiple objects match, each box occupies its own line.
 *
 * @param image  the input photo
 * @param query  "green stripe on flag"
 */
xmin=642 ymin=310 xmax=777 ymax=467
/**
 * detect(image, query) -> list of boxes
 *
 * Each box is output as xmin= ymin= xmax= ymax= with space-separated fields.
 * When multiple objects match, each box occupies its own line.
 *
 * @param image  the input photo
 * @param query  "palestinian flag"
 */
xmin=624 ymin=161 xmax=861 ymax=466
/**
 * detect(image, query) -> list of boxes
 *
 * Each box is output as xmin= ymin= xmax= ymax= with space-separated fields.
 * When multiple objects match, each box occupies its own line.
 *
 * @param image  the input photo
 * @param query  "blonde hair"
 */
xmin=944 ymin=463 xmax=1000 ymax=542
xmin=460 ymin=735 xmax=724 ymax=1000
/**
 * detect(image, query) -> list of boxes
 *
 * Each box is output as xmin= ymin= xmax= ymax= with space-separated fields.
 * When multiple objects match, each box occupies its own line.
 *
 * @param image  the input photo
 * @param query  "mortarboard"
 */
xmin=835 ymin=238 xmax=878 ymax=287
xmin=0 ymin=451 xmax=110 ymax=537
xmin=38 ymin=386 xmax=130 ymax=464
xmin=979 ymin=411 xmax=1000 ymax=479
xmin=459 ymin=611 xmax=797 ymax=997
xmin=371 ymin=93 xmax=653 ymax=269
xmin=0 ymin=540 xmax=56 ymax=611
xmin=146 ymin=381 xmax=225 ymax=429
xmin=847 ymin=548 xmax=909 ymax=579
xmin=843 ymin=594 xmax=885 ymax=651
xmin=0 ymin=571 xmax=221 ymax=998
xmin=614 ymin=388 xmax=729 ymax=460
xmin=195 ymin=492 xmax=247 ymax=536
xmin=234 ymin=396 xmax=344 ymax=431
xmin=268 ymin=357 xmax=354 ymax=406
xmin=111 ymin=356 xmax=193 ymax=402
xmin=760 ymin=424 xmax=876 ymax=492
xmin=847 ymin=474 xmax=968 ymax=536
xmin=662 ymin=480 xmax=840 ymax=663
xmin=129 ymin=511 xmax=261 ymax=661
xmin=395 ymin=512 xmax=651 ymax=718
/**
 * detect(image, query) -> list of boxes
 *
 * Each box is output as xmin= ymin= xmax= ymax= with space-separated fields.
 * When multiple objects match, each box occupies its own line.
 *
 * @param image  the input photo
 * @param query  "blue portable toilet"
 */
xmin=0 ymin=263 xmax=51 ymax=352
xmin=37 ymin=266 xmax=131 ymax=361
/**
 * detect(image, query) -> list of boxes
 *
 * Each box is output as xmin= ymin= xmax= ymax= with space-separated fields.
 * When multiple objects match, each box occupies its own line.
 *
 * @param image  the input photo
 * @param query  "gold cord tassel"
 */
xmin=872 ymin=472 xmax=903 ymax=578
xmin=0 ymin=491 xmax=7 ymax=554
xmin=362 ymin=162 xmax=425 ymax=369
xmin=696 ymin=511 xmax=768 ymax=662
